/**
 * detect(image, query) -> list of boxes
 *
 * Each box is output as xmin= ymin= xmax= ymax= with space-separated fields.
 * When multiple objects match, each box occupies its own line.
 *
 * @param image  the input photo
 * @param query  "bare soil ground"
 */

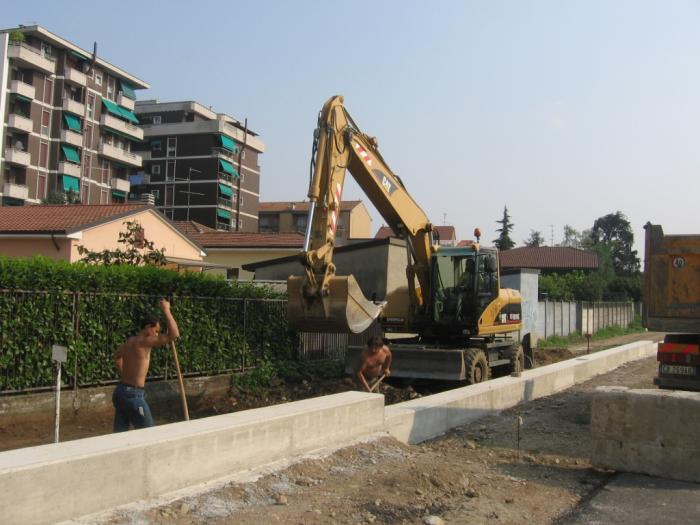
xmin=57 ymin=332 xmax=661 ymax=525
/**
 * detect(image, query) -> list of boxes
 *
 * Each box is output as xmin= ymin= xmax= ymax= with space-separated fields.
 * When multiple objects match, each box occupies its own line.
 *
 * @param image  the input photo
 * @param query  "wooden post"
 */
xmin=170 ymin=341 xmax=189 ymax=421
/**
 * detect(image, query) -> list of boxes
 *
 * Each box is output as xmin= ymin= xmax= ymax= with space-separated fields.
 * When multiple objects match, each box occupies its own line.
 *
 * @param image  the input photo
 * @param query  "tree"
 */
xmin=42 ymin=189 xmax=81 ymax=205
xmin=590 ymin=211 xmax=640 ymax=275
xmin=493 ymin=206 xmax=515 ymax=251
xmin=559 ymin=225 xmax=582 ymax=248
xmin=77 ymin=221 xmax=167 ymax=266
xmin=524 ymin=230 xmax=545 ymax=247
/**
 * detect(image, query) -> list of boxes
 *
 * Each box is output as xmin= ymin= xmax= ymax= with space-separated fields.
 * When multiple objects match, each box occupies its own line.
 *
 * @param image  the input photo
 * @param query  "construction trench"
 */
xmin=3 ymin=338 xmax=694 ymax=525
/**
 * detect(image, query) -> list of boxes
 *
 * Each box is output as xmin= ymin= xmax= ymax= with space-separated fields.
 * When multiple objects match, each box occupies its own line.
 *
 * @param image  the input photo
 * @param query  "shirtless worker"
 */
xmin=356 ymin=336 xmax=392 ymax=392
xmin=112 ymin=299 xmax=180 ymax=432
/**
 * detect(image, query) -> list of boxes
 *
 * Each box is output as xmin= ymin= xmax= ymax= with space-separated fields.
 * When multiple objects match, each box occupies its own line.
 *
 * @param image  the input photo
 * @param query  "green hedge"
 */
xmin=0 ymin=257 xmax=296 ymax=392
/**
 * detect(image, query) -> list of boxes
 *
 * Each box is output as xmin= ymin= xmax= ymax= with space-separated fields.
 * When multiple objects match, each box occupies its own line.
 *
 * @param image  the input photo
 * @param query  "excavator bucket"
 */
xmin=287 ymin=274 xmax=383 ymax=333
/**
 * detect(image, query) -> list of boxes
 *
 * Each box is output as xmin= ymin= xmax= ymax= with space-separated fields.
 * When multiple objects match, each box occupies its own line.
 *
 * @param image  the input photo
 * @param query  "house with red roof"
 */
xmin=0 ymin=204 xmax=206 ymax=268
xmin=258 ymin=200 xmax=372 ymax=246
xmin=174 ymin=220 xmax=304 ymax=280
xmin=499 ymin=246 xmax=598 ymax=274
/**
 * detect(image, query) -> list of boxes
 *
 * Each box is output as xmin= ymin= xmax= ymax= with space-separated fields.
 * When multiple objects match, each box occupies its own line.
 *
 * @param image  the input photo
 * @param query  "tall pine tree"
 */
xmin=494 ymin=206 xmax=515 ymax=251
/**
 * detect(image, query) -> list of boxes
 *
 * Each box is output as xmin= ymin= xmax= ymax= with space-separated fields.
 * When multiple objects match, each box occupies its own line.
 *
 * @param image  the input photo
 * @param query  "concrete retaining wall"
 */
xmin=591 ymin=386 xmax=700 ymax=484
xmin=0 ymin=391 xmax=384 ymax=525
xmin=385 ymin=340 xmax=657 ymax=444
xmin=0 ymin=340 xmax=658 ymax=524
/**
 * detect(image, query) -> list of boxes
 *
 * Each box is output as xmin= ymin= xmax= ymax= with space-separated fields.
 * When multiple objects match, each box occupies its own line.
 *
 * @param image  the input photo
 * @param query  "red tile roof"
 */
xmin=172 ymin=224 xmax=304 ymax=249
xmin=375 ymin=225 xmax=457 ymax=240
xmin=259 ymin=200 xmax=363 ymax=213
xmin=0 ymin=204 xmax=151 ymax=233
xmin=499 ymin=246 xmax=598 ymax=270
xmin=172 ymin=220 xmax=218 ymax=235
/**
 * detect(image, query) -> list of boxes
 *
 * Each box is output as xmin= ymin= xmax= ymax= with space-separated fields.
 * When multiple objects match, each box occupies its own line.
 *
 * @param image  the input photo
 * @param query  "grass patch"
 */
xmin=538 ymin=315 xmax=644 ymax=349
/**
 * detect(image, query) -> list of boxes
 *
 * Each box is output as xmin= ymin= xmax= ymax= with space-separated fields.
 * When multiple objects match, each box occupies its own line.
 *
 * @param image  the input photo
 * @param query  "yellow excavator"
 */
xmin=288 ymin=96 xmax=524 ymax=382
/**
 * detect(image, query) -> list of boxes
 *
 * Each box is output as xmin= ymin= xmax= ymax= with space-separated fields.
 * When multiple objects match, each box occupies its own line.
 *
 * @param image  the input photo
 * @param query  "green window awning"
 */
xmin=101 ymin=98 xmax=139 ymax=124
xmin=118 ymin=106 xmax=139 ymax=124
xmin=63 ymin=113 xmax=82 ymax=132
xmin=119 ymin=80 xmax=136 ymax=100
xmin=70 ymin=50 xmax=89 ymax=61
xmin=217 ymin=208 xmax=231 ymax=220
xmin=111 ymin=190 xmax=125 ymax=198
xmin=220 ymin=135 xmax=236 ymax=152
xmin=218 ymin=183 xmax=233 ymax=197
xmin=60 ymin=144 xmax=81 ymax=164
xmin=14 ymin=94 xmax=32 ymax=103
xmin=62 ymin=175 xmax=80 ymax=193
xmin=218 ymin=159 xmax=236 ymax=175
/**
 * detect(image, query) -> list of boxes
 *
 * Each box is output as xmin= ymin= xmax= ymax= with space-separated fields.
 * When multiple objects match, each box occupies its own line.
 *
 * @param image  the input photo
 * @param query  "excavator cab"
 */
xmin=431 ymin=247 xmax=499 ymax=337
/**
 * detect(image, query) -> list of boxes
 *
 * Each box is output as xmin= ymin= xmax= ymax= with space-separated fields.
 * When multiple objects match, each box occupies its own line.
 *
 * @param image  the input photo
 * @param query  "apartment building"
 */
xmin=132 ymin=100 xmax=265 ymax=232
xmin=0 ymin=25 xmax=148 ymax=206
xmin=258 ymin=200 xmax=372 ymax=246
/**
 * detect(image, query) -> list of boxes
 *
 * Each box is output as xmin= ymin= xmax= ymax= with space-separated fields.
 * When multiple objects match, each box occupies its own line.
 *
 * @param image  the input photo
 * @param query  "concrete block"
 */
xmin=591 ymin=387 xmax=700 ymax=483
xmin=387 ymin=340 xmax=657 ymax=444
xmin=0 ymin=391 xmax=383 ymax=525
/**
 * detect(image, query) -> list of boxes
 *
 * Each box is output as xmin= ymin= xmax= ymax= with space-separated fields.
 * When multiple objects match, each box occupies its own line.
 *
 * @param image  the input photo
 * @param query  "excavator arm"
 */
xmin=288 ymin=95 xmax=438 ymax=333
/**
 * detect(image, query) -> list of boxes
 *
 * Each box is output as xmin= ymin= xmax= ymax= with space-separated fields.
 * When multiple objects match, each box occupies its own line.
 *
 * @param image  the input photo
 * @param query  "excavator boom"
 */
xmin=288 ymin=96 xmax=436 ymax=333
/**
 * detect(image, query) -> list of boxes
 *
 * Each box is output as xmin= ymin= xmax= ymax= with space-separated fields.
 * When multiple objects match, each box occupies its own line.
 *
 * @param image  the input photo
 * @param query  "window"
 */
xmin=41 ymin=110 xmax=50 ymax=136
xmin=166 ymin=160 xmax=176 ymax=181
xmin=87 ymin=93 xmax=95 ymax=119
xmin=293 ymin=214 xmax=307 ymax=234
xmin=166 ymin=137 xmax=176 ymax=157
xmin=39 ymin=141 xmax=49 ymax=168
xmin=37 ymin=174 xmax=46 ymax=200
xmin=40 ymin=42 xmax=52 ymax=59
xmin=43 ymin=77 xmax=53 ymax=104
xmin=81 ymin=182 xmax=89 ymax=202
xmin=238 ymin=218 xmax=244 ymax=228
xmin=238 ymin=195 xmax=244 ymax=206
xmin=95 ymin=73 xmax=102 ymax=86
xmin=83 ymin=153 xmax=92 ymax=179
xmin=100 ymin=189 xmax=108 ymax=204
xmin=151 ymin=140 xmax=161 ymax=151
xmin=84 ymin=124 xmax=92 ymax=149
xmin=226 ymin=268 xmax=239 ymax=280
xmin=241 ymin=150 xmax=246 ymax=159
xmin=240 ymin=172 xmax=245 ymax=183
xmin=106 ymin=77 xmax=115 ymax=99
xmin=151 ymin=189 xmax=160 ymax=199
xmin=151 ymin=164 xmax=161 ymax=175
xmin=152 ymin=115 xmax=162 ymax=125
xmin=101 ymin=161 xmax=110 ymax=184
xmin=259 ymin=214 xmax=279 ymax=233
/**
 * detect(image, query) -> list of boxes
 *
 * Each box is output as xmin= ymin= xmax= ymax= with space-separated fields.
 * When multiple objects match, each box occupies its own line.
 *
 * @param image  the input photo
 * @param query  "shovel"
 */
xmin=369 ymin=373 xmax=387 ymax=393
xmin=170 ymin=341 xmax=190 ymax=421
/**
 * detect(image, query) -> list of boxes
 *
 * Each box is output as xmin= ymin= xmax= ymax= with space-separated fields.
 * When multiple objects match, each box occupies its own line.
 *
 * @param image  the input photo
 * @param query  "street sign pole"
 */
xmin=52 ymin=345 xmax=68 ymax=444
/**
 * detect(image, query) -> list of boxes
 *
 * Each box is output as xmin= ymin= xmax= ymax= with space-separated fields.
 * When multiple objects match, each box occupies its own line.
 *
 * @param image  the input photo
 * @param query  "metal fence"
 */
xmin=0 ymin=290 xmax=291 ymax=394
xmin=297 ymin=320 xmax=383 ymax=361
xmin=537 ymin=301 xmax=637 ymax=339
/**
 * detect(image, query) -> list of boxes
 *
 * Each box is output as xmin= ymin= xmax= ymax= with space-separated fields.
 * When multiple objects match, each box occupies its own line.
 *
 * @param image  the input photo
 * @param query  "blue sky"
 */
xmin=5 ymin=1 xmax=700 ymax=251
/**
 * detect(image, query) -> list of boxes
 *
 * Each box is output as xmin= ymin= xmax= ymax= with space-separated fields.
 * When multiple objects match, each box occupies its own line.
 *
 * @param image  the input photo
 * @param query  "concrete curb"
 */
xmin=385 ymin=340 xmax=658 ymax=444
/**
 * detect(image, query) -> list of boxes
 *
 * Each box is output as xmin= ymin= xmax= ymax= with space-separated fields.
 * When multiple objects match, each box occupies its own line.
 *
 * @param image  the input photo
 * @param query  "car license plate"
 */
xmin=661 ymin=364 xmax=697 ymax=376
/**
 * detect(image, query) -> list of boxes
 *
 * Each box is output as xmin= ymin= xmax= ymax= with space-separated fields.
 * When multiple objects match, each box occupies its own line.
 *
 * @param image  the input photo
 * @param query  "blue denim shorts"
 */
xmin=112 ymin=383 xmax=154 ymax=432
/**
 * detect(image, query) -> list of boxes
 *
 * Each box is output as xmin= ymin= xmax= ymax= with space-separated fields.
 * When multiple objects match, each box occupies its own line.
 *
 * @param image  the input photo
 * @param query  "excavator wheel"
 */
xmin=510 ymin=345 xmax=525 ymax=376
xmin=465 ymin=348 xmax=490 ymax=385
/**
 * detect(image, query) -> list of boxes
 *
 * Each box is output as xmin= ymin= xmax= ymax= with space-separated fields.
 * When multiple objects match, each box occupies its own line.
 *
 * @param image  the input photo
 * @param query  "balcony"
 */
xmin=5 ymin=148 xmax=30 ymax=166
xmin=9 ymin=80 xmax=35 ymax=100
xmin=8 ymin=43 xmax=56 ymax=74
xmin=64 ymin=67 xmax=86 ymax=86
xmin=58 ymin=162 xmax=81 ymax=178
xmin=8 ymin=113 xmax=33 ymax=133
xmin=60 ymin=130 xmax=83 ymax=148
xmin=216 ymin=222 xmax=232 ymax=231
xmin=100 ymin=113 xmax=143 ymax=141
xmin=212 ymin=147 xmax=239 ymax=161
xmin=98 ymin=143 xmax=142 ymax=168
xmin=117 ymin=93 xmax=135 ymax=110
xmin=3 ymin=182 xmax=28 ymax=201
xmin=218 ymin=197 xmax=234 ymax=209
xmin=111 ymin=177 xmax=131 ymax=193
xmin=62 ymin=97 xmax=85 ymax=116
xmin=218 ymin=172 xmax=237 ymax=185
